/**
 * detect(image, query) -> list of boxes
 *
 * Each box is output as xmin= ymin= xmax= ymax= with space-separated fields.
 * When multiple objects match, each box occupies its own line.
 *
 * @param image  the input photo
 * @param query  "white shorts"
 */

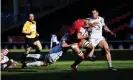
xmin=89 ymin=36 xmax=105 ymax=47
xmin=45 ymin=51 xmax=63 ymax=64
xmin=1 ymin=56 xmax=9 ymax=64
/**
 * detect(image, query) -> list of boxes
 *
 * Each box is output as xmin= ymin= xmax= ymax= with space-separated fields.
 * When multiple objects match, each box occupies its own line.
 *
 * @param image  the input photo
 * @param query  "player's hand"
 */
xmin=24 ymin=31 xmax=32 ymax=35
xmin=28 ymin=31 xmax=33 ymax=35
xmin=93 ymin=22 xmax=98 ymax=27
xmin=95 ymin=19 xmax=99 ymax=24
xmin=111 ymin=32 xmax=116 ymax=37
xmin=62 ymin=42 xmax=70 ymax=47
xmin=88 ymin=28 xmax=92 ymax=32
xmin=36 ymin=33 xmax=39 ymax=37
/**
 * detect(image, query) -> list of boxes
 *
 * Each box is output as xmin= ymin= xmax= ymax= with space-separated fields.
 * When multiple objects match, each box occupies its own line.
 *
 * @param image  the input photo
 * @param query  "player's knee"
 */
xmin=104 ymin=47 xmax=110 ymax=52
xmin=40 ymin=61 xmax=45 ymax=66
xmin=37 ymin=45 xmax=42 ymax=50
xmin=26 ymin=48 xmax=31 ymax=51
xmin=38 ymin=46 xmax=42 ymax=50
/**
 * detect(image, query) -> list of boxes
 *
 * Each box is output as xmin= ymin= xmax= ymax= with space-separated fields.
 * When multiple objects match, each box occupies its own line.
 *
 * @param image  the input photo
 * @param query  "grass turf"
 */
xmin=1 ymin=61 xmax=133 ymax=80
xmin=2 ymin=49 xmax=133 ymax=80
xmin=8 ymin=49 xmax=133 ymax=52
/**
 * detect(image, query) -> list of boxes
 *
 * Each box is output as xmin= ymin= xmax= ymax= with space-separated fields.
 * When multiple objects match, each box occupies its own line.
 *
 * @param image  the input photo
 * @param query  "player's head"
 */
xmin=83 ymin=18 xmax=90 ymax=27
xmin=1 ymin=48 xmax=9 ymax=56
xmin=83 ymin=18 xmax=91 ymax=27
xmin=92 ymin=9 xmax=99 ymax=19
xmin=29 ymin=13 xmax=34 ymax=21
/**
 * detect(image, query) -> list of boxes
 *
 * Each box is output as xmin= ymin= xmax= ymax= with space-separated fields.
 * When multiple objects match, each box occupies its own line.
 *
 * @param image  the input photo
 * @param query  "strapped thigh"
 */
xmin=82 ymin=40 xmax=91 ymax=48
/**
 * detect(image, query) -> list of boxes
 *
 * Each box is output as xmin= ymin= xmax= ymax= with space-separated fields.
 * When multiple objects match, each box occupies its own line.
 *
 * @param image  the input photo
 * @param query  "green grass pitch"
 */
xmin=2 ymin=61 xmax=133 ymax=80
xmin=1 ymin=49 xmax=133 ymax=80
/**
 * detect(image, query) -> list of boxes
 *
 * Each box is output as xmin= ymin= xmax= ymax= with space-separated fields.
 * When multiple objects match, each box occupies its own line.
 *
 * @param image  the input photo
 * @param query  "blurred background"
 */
xmin=1 ymin=0 xmax=133 ymax=49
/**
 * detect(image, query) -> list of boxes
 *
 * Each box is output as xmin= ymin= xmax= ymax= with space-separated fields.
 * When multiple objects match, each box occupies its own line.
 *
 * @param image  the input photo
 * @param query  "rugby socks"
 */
xmin=72 ymin=57 xmax=84 ymax=67
xmin=108 ymin=61 xmax=112 ymax=68
xmin=26 ymin=61 xmax=41 ymax=67
xmin=26 ymin=54 xmax=41 ymax=59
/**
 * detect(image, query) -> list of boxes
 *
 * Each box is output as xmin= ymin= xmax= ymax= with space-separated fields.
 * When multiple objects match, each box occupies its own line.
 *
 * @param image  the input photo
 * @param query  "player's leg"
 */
xmin=22 ymin=54 xmax=48 ymax=68
xmin=1 ymin=61 xmax=12 ymax=69
xmin=98 ymin=40 xmax=117 ymax=71
xmin=1 ymin=57 xmax=17 ymax=69
xmin=25 ymin=38 xmax=32 ymax=54
xmin=79 ymin=39 xmax=95 ymax=61
xmin=22 ymin=53 xmax=43 ymax=60
xmin=22 ymin=51 xmax=63 ymax=68
xmin=33 ymin=40 xmax=42 ymax=54
xmin=71 ymin=39 xmax=96 ymax=71
xmin=71 ymin=43 xmax=84 ymax=59
xmin=71 ymin=43 xmax=85 ymax=71
xmin=84 ymin=47 xmax=96 ymax=61
xmin=21 ymin=47 xmax=31 ymax=63
xmin=21 ymin=39 xmax=32 ymax=63
xmin=22 ymin=61 xmax=47 ymax=68
xmin=25 ymin=47 xmax=31 ymax=54
xmin=1 ymin=56 xmax=10 ymax=69
xmin=26 ymin=54 xmax=42 ymax=59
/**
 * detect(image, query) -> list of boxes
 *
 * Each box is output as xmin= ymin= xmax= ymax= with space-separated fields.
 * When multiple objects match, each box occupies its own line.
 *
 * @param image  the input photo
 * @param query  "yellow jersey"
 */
xmin=22 ymin=20 xmax=37 ymax=38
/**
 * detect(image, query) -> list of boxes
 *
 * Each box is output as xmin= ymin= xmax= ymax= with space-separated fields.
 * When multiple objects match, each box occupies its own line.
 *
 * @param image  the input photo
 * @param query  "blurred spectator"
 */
xmin=50 ymin=34 xmax=59 ymax=49
xmin=130 ymin=19 xmax=133 ymax=28
xmin=8 ymin=36 xmax=13 ymax=49
xmin=129 ymin=18 xmax=133 ymax=40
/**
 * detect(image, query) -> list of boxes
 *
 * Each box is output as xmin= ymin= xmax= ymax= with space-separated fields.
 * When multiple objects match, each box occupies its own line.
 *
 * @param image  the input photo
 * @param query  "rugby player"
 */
xmin=21 ymin=34 xmax=71 ymax=68
xmin=67 ymin=18 xmax=97 ymax=60
xmin=71 ymin=9 xmax=117 ymax=71
xmin=0 ymin=47 xmax=18 ymax=69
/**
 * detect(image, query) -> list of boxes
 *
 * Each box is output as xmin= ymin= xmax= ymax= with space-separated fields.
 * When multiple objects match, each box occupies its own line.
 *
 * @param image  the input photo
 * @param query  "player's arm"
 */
xmin=36 ymin=31 xmax=39 ymax=36
xmin=103 ymin=25 xmax=116 ymax=37
xmin=22 ymin=22 xmax=32 ymax=35
xmin=77 ymin=32 xmax=88 ymax=40
xmin=86 ymin=19 xmax=98 ymax=27
xmin=103 ymin=25 xmax=112 ymax=33
xmin=62 ymin=40 xmax=71 ymax=47
xmin=88 ymin=22 xmax=97 ymax=27
xmin=102 ymin=18 xmax=116 ymax=37
xmin=36 ymin=23 xmax=39 ymax=36
xmin=76 ymin=24 xmax=89 ymax=39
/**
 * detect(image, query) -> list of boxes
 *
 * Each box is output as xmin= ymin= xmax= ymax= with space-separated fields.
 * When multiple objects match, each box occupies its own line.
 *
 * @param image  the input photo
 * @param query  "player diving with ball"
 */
xmin=21 ymin=33 xmax=71 ymax=68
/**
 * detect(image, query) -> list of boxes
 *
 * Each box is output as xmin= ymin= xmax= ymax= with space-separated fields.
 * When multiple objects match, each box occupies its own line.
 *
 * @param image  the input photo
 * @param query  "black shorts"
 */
xmin=25 ymin=37 xmax=39 ymax=48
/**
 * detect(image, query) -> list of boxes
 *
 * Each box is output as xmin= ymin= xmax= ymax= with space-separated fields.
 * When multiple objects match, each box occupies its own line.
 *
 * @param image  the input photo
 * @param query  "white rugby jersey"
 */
xmin=89 ymin=16 xmax=105 ymax=38
xmin=0 ymin=54 xmax=9 ymax=64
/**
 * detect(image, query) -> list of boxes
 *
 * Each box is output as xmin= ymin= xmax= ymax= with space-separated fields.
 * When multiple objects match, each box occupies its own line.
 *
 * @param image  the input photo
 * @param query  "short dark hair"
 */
xmin=92 ymin=8 xmax=99 ymax=12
